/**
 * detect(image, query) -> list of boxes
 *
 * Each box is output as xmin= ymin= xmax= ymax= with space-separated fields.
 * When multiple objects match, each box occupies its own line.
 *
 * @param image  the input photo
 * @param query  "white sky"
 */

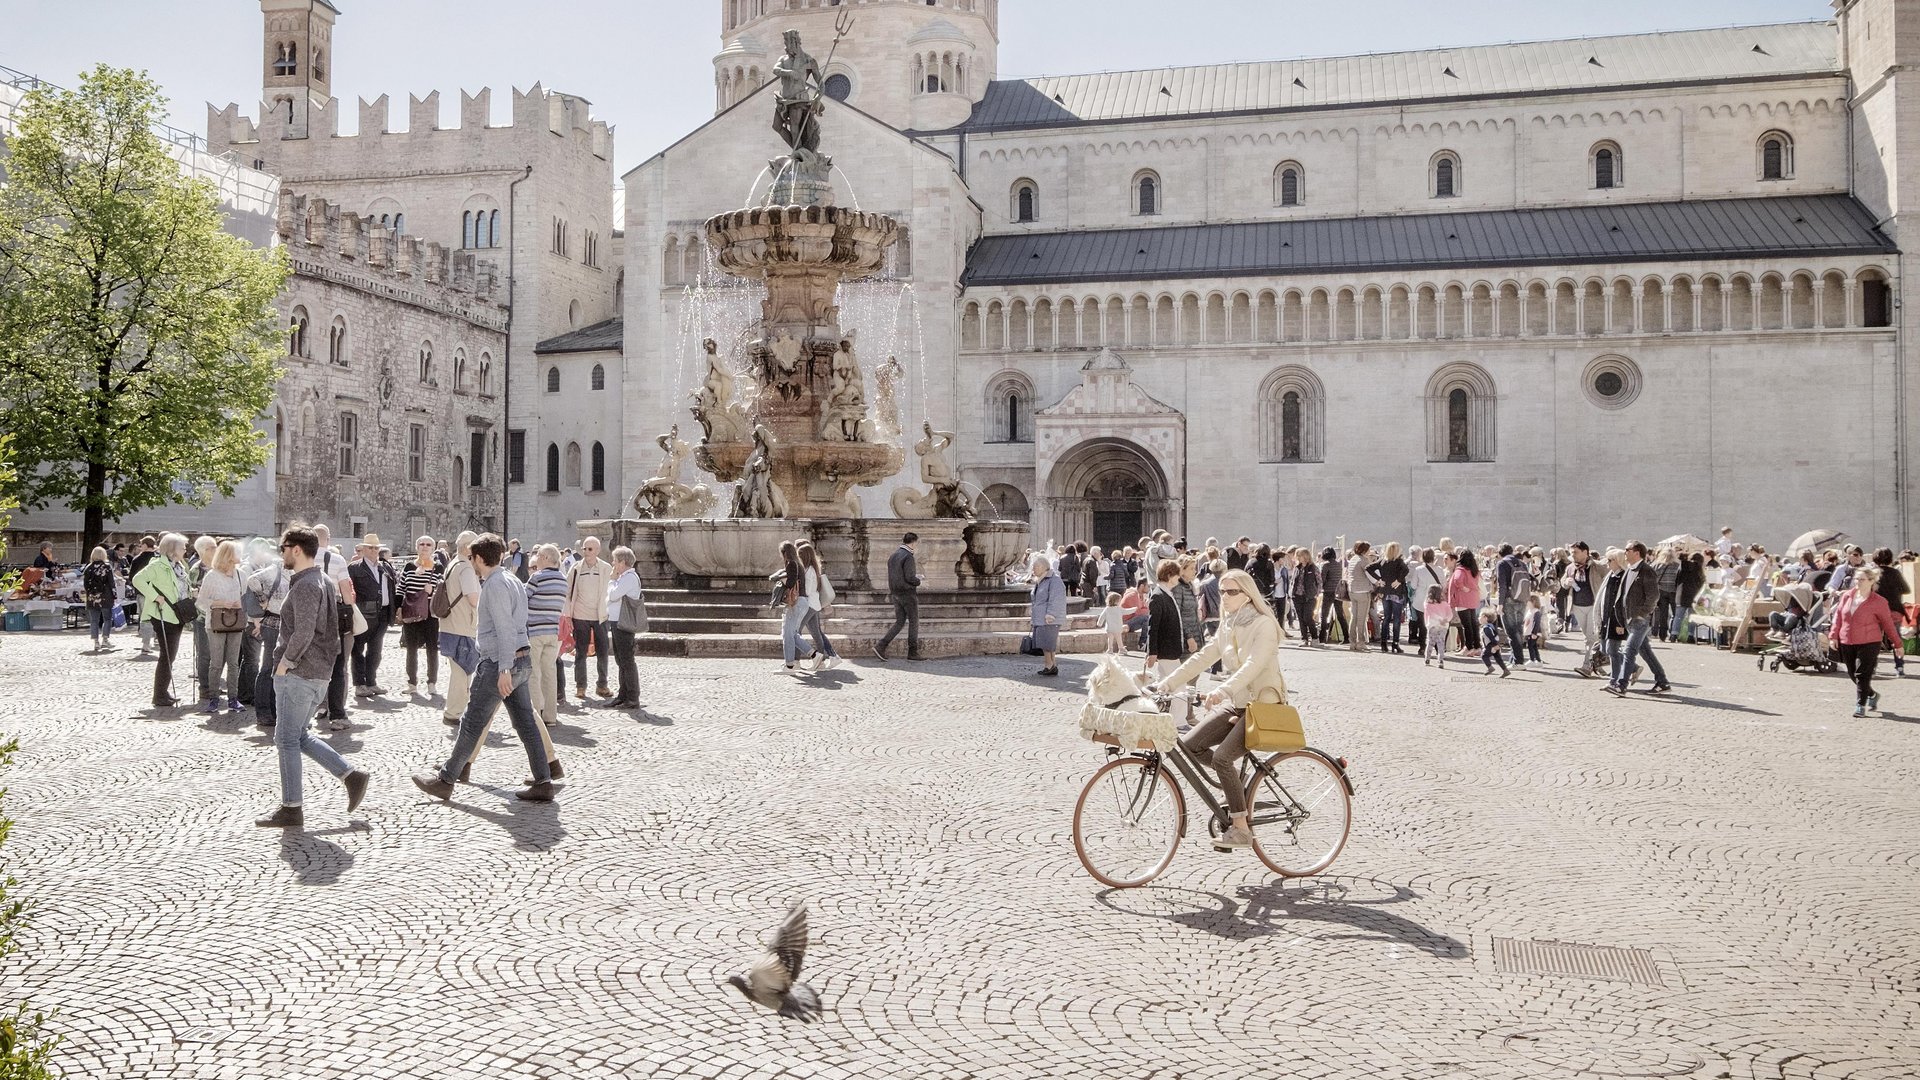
xmin=2 ymin=0 xmax=1833 ymax=176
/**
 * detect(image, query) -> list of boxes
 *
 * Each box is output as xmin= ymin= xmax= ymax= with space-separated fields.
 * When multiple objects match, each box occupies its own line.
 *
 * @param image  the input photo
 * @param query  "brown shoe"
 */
xmin=595 ymin=684 xmax=613 ymax=699
xmin=343 ymin=770 xmax=370 ymax=812
xmin=457 ymin=761 xmax=473 ymax=784
xmin=411 ymin=771 xmax=455 ymax=801
xmin=515 ymin=781 xmax=556 ymax=803
xmin=521 ymin=759 xmax=563 ymax=785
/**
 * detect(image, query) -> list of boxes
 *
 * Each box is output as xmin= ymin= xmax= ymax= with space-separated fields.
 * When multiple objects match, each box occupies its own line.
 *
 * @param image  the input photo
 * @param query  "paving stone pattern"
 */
xmin=0 ymin=629 xmax=1916 ymax=1079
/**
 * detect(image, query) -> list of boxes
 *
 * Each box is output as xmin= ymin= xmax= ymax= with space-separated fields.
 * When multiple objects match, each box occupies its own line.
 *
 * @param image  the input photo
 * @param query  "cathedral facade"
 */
xmin=205 ymin=0 xmax=1920 ymax=551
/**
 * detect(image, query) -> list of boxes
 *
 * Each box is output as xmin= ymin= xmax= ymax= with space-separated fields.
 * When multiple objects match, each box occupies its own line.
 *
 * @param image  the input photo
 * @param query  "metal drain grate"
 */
xmin=1492 ymin=937 xmax=1664 ymax=986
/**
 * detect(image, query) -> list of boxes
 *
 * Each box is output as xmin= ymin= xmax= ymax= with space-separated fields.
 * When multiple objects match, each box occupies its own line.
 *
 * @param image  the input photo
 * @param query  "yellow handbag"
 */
xmin=1244 ymin=700 xmax=1307 ymax=754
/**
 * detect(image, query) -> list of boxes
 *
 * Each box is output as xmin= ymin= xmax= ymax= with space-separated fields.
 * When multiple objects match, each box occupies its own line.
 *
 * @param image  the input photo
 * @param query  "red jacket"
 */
xmin=1829 ymin=589 xmax=1902 ymax=646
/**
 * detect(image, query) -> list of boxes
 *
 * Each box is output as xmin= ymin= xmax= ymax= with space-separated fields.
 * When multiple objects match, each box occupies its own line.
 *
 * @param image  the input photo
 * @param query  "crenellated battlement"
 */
xmin=210 ymin=82 xmax=612 ymax=161
xmin=276 ymin=193 xmax=509 ymax=331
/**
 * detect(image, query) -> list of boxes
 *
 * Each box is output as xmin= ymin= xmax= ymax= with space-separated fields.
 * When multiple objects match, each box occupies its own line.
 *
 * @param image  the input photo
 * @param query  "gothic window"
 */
xmin=1134 ymin=171 xmax=1161 ymax=216
xmin=463 ymin=211 xmax=475 ymax=249
xmin=1759 ymin=131 xmax=1794 ymax=180
xmin=453 ymin=349 xmax=468 ymax=392
xmin=311 ymin=49 xmax=324 ymax=81
xmin=984 ymin=371 xmax=1034 ymax=443
xmin=824 ymin=73 xmax=852 ymax=101
xmin=337 ymin=410 xmax=358 ymax=476
xmin=418 ymin=341 xmax=435 ymax=385
xmin=1424 ymin=362 xmax=1496 ymax=462
xmin=488 ymin=210 xmax=500 ymax=247
xmin=591 ymin=363 xmax=606 ymax=391
xmin=564 ymin=442 xmax=582 ymax=489
xmin=478 ymin=352 xmax=492 ymax=395
xmin=1012 ymin=180 xmax=1037 ymax=223
xmin=545 ymin=443 xmax=560 ymax=492
xmin=546 ymin=366 xmax=560 ymax=393
xmin=1431 ymin=151 xmax=1461 ymax=198
xmin=1592 ymin=142 xmax=1622 ymax=189
xmin=590 ymin=442 xmax=606 ymax=492
xmin=1257 ymin=366 xmax=1324 ymax=463
xmin=327 ymin=315 xmax=348 ymax=366
xmin=393 ymin=212 xmax=404 ymax=234
xmin=273 ymin=43 xmax=296 ymax=77
xmin=1274 ymin=162 xmax=1303 ymax=207
xmin=288 ymin=306 xmax=309 ymax=357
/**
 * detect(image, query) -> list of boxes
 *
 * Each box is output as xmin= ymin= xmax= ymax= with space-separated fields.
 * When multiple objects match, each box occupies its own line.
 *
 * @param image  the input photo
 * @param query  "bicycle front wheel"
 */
xmin=1073 ymin=756 xmax=1185 ymax=888
xmin=1245 ymin=751 xmax=1351 ymax=877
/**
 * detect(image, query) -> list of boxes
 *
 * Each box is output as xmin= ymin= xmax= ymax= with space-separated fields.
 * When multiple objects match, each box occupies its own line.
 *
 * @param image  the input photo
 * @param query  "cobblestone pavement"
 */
xmin=0 ymin=627 xmax=1916 ymax=1079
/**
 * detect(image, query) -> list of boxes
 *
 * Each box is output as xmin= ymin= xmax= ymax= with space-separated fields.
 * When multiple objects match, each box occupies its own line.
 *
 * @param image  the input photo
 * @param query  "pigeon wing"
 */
xmin=770 ymin=900 xmax=810 ymax=983
xmin=745 ymin=949 xmax=792 ymax=999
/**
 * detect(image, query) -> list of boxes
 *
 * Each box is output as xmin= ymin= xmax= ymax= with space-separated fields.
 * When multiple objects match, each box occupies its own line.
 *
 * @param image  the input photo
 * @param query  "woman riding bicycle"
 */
xmin=1149 ymin=568 xmax=1288 ymax=851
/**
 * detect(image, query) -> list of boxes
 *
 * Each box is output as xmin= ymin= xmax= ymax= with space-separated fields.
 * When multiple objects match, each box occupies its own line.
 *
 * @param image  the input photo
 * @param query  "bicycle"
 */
xmin=1072 ymin=687 xmax=1355 ymax=888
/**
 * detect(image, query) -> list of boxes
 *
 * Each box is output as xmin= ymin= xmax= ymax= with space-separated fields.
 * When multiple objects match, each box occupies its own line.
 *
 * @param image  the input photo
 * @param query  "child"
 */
xmin=1480 ymin=608 xmax=1511 ymax=677
xmin=1524 ymin=594 xmax=1546 ymax=664
xmin=1098 ymin=591 xmax=1126 ymax=653
xmin=1421 ymin=585 xmax=1452 ymax=668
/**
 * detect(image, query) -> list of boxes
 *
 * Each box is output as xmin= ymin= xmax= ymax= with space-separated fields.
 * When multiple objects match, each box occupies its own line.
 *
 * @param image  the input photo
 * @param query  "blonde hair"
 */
xmin=1216 ymin=568 xmax=1278 ymax=625
xmin=211 ymin=539 xmax=242 ymax=575
xmin=89 ymin=546 xmax=109 ymax=563
xmin=1384 ymin=542 xmax=1401 ymax=560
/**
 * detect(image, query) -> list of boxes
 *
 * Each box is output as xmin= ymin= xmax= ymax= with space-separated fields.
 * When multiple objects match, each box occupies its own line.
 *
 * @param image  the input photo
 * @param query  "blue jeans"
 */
xmin=85 ymin=602 xmax=113 ymax=642
xmin=1635 ymin=636 xmax=1668 ymax=687
xmin=1502 ymin=599 xmax=1527 ymax=664
xmin=272 ymin=674 xmax=353 ymax=806
xmin=1608 ymin=617 xmax=1652 ymax=688
xmin=1380 ymin=595 xmax=1405 ymax=645
xmin=782 ymin=601 xmax=817 ymax=664
xmin=439 ymin=655 xmax=548 ymax=785
xmin=800 ymin=607 xmax=837 ymax=659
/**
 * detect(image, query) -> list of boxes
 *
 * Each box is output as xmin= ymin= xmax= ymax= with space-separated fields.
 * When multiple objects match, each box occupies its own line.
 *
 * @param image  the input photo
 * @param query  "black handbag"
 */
xmin=171 ymin=597 xmax=199 ymax=624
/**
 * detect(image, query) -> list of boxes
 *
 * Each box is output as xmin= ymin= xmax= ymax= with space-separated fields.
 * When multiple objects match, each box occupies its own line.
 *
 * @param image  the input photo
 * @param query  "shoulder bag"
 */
xmin=1244 ymin=699 xmax=1307 ymax=754
xmin=616 ymin=593 xmax=649 ymax=635
xmin=210 ymin=605 xmax=246 ymax=634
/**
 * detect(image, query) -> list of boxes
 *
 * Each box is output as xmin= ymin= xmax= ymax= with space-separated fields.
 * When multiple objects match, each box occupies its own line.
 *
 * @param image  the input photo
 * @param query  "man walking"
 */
xmin=255 ymin=525 xmax=369 ymax=828
xmin=312 ymin=523 xmax=355 ymax=729
xmin=875 ymin=532 xmax=923 ymax=661
xmin=565 ymin=536 xmax=613 ymax=701
xmin=1565 ymin=542 xmax=1601 ymax=676
xmin=1602 ymin=541 xmax=1660 ymax=697
xmin=348 ymin=535 xmax=397 ymax=699
xmin=1496 ymin=544 xmax=1530 ymax=668
xmin=413 ymin=534 xmax=556 ymax=803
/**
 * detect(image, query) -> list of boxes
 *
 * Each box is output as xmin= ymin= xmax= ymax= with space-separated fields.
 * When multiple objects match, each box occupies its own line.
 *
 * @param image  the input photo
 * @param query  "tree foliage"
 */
xmin=0 ymin=66 xmax=286 ymax=553
xmin=0 ymin=737 xmax=57 ymax=1080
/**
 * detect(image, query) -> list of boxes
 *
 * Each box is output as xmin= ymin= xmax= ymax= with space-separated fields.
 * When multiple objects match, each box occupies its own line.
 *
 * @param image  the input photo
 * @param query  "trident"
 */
xmin=793 ymin=11 xmax=855 ymax=151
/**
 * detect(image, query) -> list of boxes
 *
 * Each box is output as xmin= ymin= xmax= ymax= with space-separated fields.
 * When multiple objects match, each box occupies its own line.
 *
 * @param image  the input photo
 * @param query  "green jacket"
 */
xmin=132 ymin=557 xmax=185 ymax=625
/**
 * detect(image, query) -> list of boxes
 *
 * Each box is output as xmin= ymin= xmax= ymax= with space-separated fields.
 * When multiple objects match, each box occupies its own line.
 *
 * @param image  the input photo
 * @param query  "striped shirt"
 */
xmin=402 ymin=559 xmax=443 ymax=602
xmin=526 ymin=567 xmax=567 ymax=639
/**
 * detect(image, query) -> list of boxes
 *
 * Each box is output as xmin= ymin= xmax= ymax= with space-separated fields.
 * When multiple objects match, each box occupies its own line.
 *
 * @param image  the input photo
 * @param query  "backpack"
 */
xmin=1509 ymin=564 xmax=1534 ymax=600
xmin=432 ymin=559 xmax=465 ymax=619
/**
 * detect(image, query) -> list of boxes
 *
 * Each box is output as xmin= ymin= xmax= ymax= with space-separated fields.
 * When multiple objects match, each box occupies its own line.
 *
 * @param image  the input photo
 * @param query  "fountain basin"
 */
xmin=659 ymin=519 xmax=794 ymax=580
xmin=961 ymin=521 xmax=1031 ymax=587
xmin=697 ymin=440 xmax=905 ymax=519
xmin=705 ymin=205 xmax=898 ymax=280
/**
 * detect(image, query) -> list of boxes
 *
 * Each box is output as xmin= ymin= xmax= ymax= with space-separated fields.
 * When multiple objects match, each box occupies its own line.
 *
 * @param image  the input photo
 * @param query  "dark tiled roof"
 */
xmin=962 ymin=195 xmax=1895 ymax=288
xmin=534 ymin=317 xmax=623 ymax=354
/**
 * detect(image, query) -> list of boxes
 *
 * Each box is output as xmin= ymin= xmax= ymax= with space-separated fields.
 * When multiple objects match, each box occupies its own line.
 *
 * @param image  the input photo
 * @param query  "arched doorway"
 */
xmin=1044 ymin=438 xmax=1172 ymax=551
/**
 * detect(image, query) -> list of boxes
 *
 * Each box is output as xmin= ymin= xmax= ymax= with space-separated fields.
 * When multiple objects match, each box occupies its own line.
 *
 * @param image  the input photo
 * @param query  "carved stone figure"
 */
xmin=691 ymin=337 xmax=750 ymax=444
xmin=873 ymin=355 xmax=905 ymax=441
xmin=634 ymin=425 xmax=718 ymax=519
xmin=890 ymin=420 xmax=975 ymax=519
xmin=771 ymin=31 xmax=824 ymax=159
xmin=732 ymin=424 xmax=791 ymax=519
xmin=819 ymin=337 xmax=869 ymax=442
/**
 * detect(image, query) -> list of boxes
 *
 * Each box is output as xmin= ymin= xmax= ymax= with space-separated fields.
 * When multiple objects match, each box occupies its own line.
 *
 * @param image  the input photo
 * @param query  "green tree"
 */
xmin=0 ymin=66 xmax=286 ymax=555
xmin=0 ymin=738 xmax=57 ymax=1080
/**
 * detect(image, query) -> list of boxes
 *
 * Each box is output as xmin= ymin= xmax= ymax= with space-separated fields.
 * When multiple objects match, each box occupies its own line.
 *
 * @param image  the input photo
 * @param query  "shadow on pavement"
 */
xmin=1097 ymin=877 xmax=1467 ymax=958
xmin=277 ymin=826 xmax=363 ymax=886
xmin=440 ymin=792 xmax=568 ymax=852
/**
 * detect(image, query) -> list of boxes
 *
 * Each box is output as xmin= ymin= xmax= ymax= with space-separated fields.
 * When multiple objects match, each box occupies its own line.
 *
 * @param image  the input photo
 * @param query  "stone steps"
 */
xmin=646 ymin=612 xmax=1100 ymax=636
xmin=632 ymin=625 xmax=1109 ymax=659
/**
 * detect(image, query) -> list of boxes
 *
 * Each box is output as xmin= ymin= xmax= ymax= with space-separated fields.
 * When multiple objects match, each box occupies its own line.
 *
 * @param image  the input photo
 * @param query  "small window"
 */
xmin=1274 ymin=162 xmax=1303 ymax=207
xmin=469 ymin=432 xmax=486 ymax=487
xmin=408 ymin=423 xmax=427 ymax=482
xmin=478 ymin=353 xmax=492 ymax=395
xmin=590 ymin=442 xmax=606 ymax=493
xmin=1760 ymin=132 xmax=1794 ymax=181
xmin=337 ymin=411 xmax=358 ymax=476
xmin=507 ymin=429 xmax=526 ymax=484
xmin=1281 ymin=392 xmax=1303 ymax=461
xmin=1014 ymin=182 xmax=1037 ymax=223
xmin=824 ymin=73 xmax=852 ymax=101
xmin=1134 ymin=171 xmax=1161 ymax=216
xmin=1863 ymin=274 xmax=1893 ymax=327
xmin=463 ymin=210 xmax=475 ymax=249
xmin=545 ymin=443 xmax=560 ymax=492
xmin=393 ymin=213 xmax=404 ymax=234
xmin=272 ymin=42 xmax=296 ymax=77
xmin=453 ymin=349 xmax=468 ymax=392
xmin=418 ymin=342 xmax=435 ymax=385
xmin=564 ymin=442 xmax=582 ymax=489
xmin=1432 ymin=152 xmax=1461 ymax=198
xmin=327 ymin=315 xmax=347 ymax=366
xmin=1592 ymin=142 xmax=1622 ymax=190
xmin=546 ymin=366 xmax=561 ymax=393
xmin=288 ymin=306 xmax=309 ymax=357
xmin=591 ymin=363 xmax=606 ymax=391
xmin=1582 ymin=354 xmax=1643 ymax=410
xmin=488 ymin=209 xmax=500 ymax=247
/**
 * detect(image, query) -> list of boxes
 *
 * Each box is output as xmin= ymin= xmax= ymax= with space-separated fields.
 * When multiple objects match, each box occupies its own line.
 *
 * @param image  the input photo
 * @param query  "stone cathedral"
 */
xmin=207 ymin=0 xmax=1920 ymax=551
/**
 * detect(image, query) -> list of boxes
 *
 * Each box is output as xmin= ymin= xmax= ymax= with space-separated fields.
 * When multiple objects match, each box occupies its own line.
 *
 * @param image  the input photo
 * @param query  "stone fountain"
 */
xmin=587 ymin=29 xmax=1084 ymax=657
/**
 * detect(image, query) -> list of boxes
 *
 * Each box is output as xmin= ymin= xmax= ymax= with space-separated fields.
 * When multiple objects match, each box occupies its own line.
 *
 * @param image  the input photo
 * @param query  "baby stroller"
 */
xmin=1758 ymin=588 xmax=1837 ymax=673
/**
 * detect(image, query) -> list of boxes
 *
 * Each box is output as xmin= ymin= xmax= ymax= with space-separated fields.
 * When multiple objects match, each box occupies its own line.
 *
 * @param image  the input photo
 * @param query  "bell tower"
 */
xmin=715 ymin=0 xmax=998 ymax=132
xmin=259 ymin=0 xmax=337 ymax=138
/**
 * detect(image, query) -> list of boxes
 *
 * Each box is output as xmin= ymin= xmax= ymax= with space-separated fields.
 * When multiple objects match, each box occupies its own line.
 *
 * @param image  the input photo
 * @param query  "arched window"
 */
xmin=1425 ymin=362 xmax=1497 ymax=462
xmin=488 ymin=210 xmax=501 ymax=247
xmin=1134 ymin=171 xmax=1161 ymax=216
xmin=478 ymin=352 xmax=492 ymax=395
xmin=288 ymin=306 xmax=309 ymax=357
xmin=1592 ymin=141 xmax=1622 ymax=189
xmin=1431 ymin=151 xmax=1461 ymax=198
xmin=590 ymin=442 xmax=606 ymax=492
xmin=545 ymin=443 xmax=560 ymax=492
xmin=568 ymin=299 xmax=581 ymax=328
xmin=564 ymin=442 xmax=582 ymax=489
xmin=1759 ymin=131 xmax=1794 ymax=181
xmin=984 ymin=370 xmax=1034 ymax=443
xmin=1257 ymin=366 xmax=1325 ymax=463
xmin=453 ymin=349 xmax=468 ymax=392
xmin=327 ymin=315 xmax=348 ymax=366
xmin=591 ymin=363 xmax=606 ymax=391
xmin=1274 ymin=161 xmax=1303 ymax=207
xmin=393 ymin=212 xmax=405 ymax=234
xmin=1012 ymin=180 xmax=1037 ymax=223
xmin=546 ymin=366 xmax=560 ymax=394
xmin=418 ymin=341 xmax=435 ymax=385
xmin=463 ymin=211 xmax=475 ymax=249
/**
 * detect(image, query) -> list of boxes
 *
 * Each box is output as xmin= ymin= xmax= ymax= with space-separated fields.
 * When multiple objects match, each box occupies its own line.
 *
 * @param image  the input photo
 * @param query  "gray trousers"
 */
xmin=205 ymin=629 xmax=244 ymax=700
xmin=1181 ymin=705 xmax=1250 ymax=814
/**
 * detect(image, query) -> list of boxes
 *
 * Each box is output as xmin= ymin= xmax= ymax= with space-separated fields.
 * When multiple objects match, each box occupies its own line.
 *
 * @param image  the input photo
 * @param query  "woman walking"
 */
xmin=400 ymin=536 xmax=444 ymax=697
xmin=82 ymin=546 xmax=119 ymax=652
xmin=197 ymin=539 xmax=248 ymax=714
xmin=795 ymin=541 xmax=841 ymax=672
xmin=132 ymin=533 xmax=192 ymax=709
xmin=1028 ymin=554 xmax=1067 ymax=677
xmin=1831 ymin=566 xmax=1902 ymax=717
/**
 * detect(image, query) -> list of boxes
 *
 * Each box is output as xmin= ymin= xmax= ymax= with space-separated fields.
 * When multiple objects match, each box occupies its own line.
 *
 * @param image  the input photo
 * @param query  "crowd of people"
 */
xmin=1026 ymin=526 xmax=1913 ymax=719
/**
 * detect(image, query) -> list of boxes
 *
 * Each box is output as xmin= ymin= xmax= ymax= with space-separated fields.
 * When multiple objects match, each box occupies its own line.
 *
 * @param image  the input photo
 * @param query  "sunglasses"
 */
xmin=1222 ymin=587 xmax=1247 ymax=597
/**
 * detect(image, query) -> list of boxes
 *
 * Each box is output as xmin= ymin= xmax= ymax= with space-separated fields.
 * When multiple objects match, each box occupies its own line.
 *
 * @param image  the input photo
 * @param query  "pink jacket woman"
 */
xmin=1447 ymin=565 xmax=1480 ymax=612
xmin=1829 ymin=588 xmax=1902 ymax=646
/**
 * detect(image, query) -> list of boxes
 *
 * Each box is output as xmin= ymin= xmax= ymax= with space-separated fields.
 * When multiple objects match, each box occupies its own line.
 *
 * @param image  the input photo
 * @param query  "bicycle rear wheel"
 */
xmin=1244 ymin=751 xmax=1350 ymax=877
xmin=1073 ymin=756 xmax=1185 ymax=888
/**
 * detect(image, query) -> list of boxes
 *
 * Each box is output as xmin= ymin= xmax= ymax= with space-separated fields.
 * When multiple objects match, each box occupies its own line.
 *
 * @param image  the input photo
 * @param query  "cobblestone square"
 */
xmin=0 ymin=630 xmax=1915 ymax=1079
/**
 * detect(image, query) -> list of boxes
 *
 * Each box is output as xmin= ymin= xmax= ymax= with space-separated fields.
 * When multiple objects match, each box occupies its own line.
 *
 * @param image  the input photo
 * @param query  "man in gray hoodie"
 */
xmin=255 ymin=525 xmax=369 ymax=829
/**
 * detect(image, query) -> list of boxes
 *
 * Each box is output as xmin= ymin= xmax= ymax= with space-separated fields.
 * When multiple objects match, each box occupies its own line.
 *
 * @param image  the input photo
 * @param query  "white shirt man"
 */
xmin=565 ymin=537 xmax=613 ymax=699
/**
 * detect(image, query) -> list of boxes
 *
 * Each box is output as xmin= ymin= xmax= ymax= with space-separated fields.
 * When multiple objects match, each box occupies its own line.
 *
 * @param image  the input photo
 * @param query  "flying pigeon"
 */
xmin=725 ymin=900 xmax=822 ymax=1022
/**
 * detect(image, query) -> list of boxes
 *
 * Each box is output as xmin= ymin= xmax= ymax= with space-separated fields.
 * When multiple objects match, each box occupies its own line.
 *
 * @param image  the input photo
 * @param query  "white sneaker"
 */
xmin=819 ymin=656 xmax=840 ymax=671
xmin=1213 ymin=824 xmax=1254 ymax=850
